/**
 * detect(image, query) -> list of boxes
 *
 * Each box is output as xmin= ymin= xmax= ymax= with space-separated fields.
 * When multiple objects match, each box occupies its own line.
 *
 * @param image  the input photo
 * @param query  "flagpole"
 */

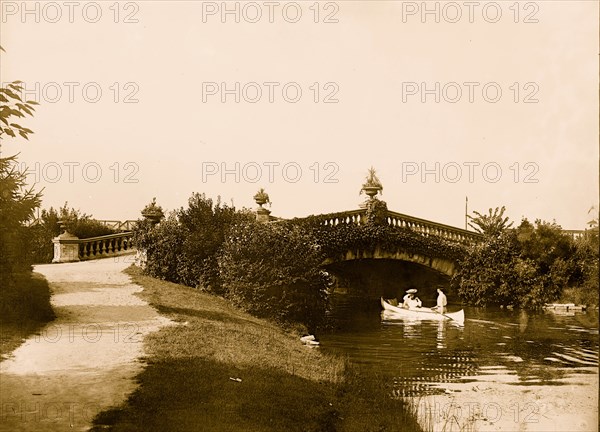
xmin=465 ymin=196 xmax=468 ymax=230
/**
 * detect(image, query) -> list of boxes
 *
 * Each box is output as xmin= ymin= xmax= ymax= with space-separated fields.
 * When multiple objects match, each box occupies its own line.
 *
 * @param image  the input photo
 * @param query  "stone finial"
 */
xmin=254 ymin=188 xmax=271 ymax=223
xmin=141 ymin=197 xmax=164 ymax=225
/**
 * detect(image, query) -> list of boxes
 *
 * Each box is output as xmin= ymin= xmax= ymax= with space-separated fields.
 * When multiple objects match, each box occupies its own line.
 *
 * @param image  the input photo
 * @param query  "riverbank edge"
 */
xmin=90 ymin=265 xmax=423 ymax=432
xmin=0 ymin=271 xmax=55 ymax=360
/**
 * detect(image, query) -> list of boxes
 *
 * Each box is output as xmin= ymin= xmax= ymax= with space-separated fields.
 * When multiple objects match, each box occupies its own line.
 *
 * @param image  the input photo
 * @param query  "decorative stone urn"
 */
xmin=360 ymin=167 xmax=383 ymax=198
xmin=254 ymin=188 xmax=271 ymax=223
xmin=361 ymin=186 xmax=381 ymax=199
xmin=141 ymin=197 xmax=164 ymax=225
xmin=359 ymin=167 xmax=384 ymax=210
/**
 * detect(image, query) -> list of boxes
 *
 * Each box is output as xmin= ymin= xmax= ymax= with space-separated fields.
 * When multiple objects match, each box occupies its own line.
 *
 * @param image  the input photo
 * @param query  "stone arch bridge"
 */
xmin=281 ymin=203 xmax=482 ymax=303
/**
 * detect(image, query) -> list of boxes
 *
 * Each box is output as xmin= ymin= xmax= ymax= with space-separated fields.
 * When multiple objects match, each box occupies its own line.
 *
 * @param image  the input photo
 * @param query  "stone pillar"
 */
xmin=256 ymin=207 xmax=271 ymax=223
xmin=365 ymin=198 xmax=388 ymax=225
xmin=52 ymin=231 xmax=81 ymax=263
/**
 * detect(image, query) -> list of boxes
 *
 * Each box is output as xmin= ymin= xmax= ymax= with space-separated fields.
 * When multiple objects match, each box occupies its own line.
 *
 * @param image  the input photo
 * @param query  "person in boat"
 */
xmin=433 ymin=288 xmax=447 ymax=312
xmin=402 ymin=289 xmax=422 ymax=309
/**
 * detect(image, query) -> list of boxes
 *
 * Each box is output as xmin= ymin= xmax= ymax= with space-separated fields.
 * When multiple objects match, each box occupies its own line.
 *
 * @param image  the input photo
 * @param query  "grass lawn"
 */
xmin=92 ymin=266 xmax=423 ymax=432
xmin=0 ymin=272 xmax=55 ymax=359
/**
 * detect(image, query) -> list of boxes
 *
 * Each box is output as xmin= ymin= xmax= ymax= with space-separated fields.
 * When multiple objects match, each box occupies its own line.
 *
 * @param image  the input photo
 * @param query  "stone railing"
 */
xmin=385 ymin=210 xmax=483 ymax=244
xmin=53 ymin=231 xmax=135 ymax=263
xmin=313 ymin=208 xmax=482 ymax=245
xmin=321 ymin=209 xmax=367 ymax=226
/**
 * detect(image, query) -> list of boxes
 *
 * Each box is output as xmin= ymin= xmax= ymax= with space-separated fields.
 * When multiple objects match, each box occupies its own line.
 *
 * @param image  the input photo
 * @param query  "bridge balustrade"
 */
xmin=315 ymin=209 xmax=482 ymax=245
xmin=321 ymin=210 xmax=366 ymax=226
xmin=53 ymin=231 xmax=135 ymax=263
xmin=79 ymin=232 xmax=134 ymax=260
xmin=386 ymin=211 xmax=482 ymax=244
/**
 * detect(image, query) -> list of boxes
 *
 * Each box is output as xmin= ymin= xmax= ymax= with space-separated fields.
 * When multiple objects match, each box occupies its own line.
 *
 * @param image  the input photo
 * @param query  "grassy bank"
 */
xmin=0 ymin=272 xmax=55 ymax=359
xmin=91 ymin=266 xmax=422 ymax=432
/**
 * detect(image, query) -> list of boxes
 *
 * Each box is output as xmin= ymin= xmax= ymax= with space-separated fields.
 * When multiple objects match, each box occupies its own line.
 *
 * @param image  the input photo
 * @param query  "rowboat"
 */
xmin=381 ymin=298 xmax=465 ymax=325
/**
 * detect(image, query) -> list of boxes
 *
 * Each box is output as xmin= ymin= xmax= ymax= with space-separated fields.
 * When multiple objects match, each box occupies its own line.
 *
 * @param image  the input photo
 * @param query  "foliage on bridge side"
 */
xmin=219 ymin=220 xmax=330 ymax=329
xmin=453 ymin=218 xmax=599 ymax=308
xmin=291 ymin=214 xmax=468 ymax=265
xmin=27 ymin=203 xmax=118 ymax=263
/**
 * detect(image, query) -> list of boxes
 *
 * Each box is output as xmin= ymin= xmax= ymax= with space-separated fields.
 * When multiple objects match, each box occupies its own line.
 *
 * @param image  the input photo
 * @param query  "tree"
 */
xmin=0 ymin=45 xmax=41 ymax=275
xmin=0 ymin=46 xmax=53 ymax=322
xmin=0 ymin=155 xmax=42 ymax=275
xmin=454 ymin=216 xmax=592 ymax=308
xmin=515 ymin=218 xmax=575 ymax=274
xmin=0 ymin=48 xmax=38 ymax=140
xmin=453 ymin=232 xmax=525 ymax=307
xmin=468 ymin=206 xmax=513 ymax=238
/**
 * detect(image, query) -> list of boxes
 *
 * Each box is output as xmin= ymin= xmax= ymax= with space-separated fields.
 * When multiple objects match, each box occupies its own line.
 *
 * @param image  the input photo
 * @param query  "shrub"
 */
xmin=134 ymin=214 xmax=183 ymax=282
xmin=132 ymin=194 xmax=253 ymax=294
xmin=176 ymin=193 xmax=252 ymax=294
xmin=219 ymin=220 xmax=331 ymax=329
xmin=454 ymin=217 xmax=598 ymax=308
xmin=453 ymin=232 xmax=523 ymax=307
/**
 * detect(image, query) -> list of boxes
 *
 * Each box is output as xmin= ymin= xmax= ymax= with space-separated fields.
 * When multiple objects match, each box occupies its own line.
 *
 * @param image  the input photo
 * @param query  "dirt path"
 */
xmin=0 ymin=258 xmax=171 ymax=432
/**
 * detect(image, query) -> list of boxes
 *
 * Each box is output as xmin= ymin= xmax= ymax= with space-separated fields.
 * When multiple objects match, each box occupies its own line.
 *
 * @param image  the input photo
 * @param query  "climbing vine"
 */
xmin=291 ymin=213 xmax=468 ymax=264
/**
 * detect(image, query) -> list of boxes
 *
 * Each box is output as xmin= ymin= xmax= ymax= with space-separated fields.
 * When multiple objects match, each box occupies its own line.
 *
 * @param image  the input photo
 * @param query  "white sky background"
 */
xmin=1 ymin=0 xmax=598 ymax=229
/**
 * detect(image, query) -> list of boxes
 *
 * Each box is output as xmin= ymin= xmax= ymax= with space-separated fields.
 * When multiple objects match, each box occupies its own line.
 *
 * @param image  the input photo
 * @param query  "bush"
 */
xmin=132 ymin=193 xmax=253 ymax=294
xmin=219 ymin=220 xmax=331 ymax=329
xmin=176 ymin=193 xmax=252 ymax=294
xmin=453 ymin=232 xmax=522 ymax=307
xmin=454 ymin=218 xmax=598 ymax=308
xmin=133 ymin=214 xmax=183 ymax=282
xmin=561 ymin=229 xmax=599 ymax=306
xmin=0 ymin=272 xmax=55 ymax=324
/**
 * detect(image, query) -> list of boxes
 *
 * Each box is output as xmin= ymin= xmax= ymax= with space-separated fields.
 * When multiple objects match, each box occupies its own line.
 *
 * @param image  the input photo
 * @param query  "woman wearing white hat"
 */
xmin=402 ymin=289 xmax=422 ymax=309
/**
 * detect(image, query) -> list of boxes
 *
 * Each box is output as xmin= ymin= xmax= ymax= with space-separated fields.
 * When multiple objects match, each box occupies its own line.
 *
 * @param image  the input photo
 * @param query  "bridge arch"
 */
xmin=322 ymin=247 xmax=457 ymax=277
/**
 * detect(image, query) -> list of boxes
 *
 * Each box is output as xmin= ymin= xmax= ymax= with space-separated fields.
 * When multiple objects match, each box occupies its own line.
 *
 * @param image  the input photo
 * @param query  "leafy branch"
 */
xmin=0 ymin=81 xmax=38 ymax=140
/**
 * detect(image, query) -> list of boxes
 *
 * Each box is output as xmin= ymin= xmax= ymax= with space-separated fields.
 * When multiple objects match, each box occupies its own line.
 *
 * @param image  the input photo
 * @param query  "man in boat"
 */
xmin=402 ymin=289 xmax=422 ymax=309
xmin=432 ymin=288 xmax=447 ymax=313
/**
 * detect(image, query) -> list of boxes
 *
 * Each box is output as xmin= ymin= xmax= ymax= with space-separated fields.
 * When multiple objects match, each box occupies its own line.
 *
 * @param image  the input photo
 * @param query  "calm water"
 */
xmin=320 ymin=295 xmax=599 ymax=397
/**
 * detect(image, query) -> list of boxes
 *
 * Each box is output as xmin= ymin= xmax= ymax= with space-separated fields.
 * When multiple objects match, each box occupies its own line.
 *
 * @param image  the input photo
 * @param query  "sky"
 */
xmin=1 ymin=0 xmax=598 ymax=229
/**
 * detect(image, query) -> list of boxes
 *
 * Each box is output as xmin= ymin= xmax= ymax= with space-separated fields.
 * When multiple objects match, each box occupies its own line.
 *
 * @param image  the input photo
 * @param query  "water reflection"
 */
xmin=320 ymin=296 xmax=599 ymax=396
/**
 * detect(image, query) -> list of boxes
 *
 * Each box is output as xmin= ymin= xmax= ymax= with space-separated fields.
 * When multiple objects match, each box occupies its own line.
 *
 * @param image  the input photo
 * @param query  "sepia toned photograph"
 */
xmin=1 ymin=1 xmax=598 ymax=431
